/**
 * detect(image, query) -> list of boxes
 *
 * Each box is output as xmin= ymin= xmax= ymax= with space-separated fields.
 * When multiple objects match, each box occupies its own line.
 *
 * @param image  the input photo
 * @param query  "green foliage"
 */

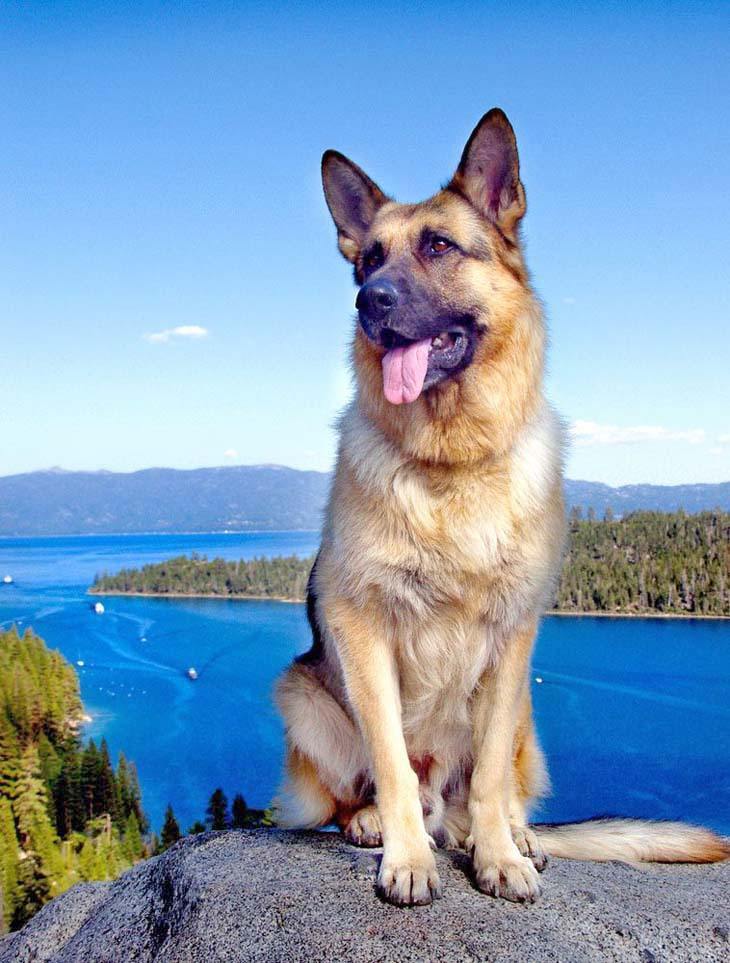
xmin=121 ymin=812 xmax=144 ymax=862
xmin=13 ymin=745 xmax=50 ymax=845
xmin=0 ymin=633 xmax=272 ymax=932
xmin=0 ymin=627 xmax=151 ymax=932
xmin=555 ymin=510 xmax=730 ymax=616
xmin=0 ymin=797 xmax=19 ymax=929
xmin=12 ymin=853 xmax=51 ymax=929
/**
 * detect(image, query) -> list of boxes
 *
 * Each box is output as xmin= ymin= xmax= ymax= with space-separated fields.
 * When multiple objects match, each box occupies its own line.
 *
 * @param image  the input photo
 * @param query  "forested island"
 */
xmin=90 ymin=510 xmax=730 ymax=617
xmin=92 ymin=552 xmax=311 ymax=602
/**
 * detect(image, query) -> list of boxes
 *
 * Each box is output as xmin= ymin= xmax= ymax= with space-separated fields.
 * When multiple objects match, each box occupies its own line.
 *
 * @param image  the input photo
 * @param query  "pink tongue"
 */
xmin=381 ymin=339 xmax=431 ymax=405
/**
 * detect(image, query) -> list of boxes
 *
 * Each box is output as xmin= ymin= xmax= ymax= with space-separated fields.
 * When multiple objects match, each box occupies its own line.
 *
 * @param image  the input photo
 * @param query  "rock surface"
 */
xmin=2 ymin=829 xmax=728 ymax=962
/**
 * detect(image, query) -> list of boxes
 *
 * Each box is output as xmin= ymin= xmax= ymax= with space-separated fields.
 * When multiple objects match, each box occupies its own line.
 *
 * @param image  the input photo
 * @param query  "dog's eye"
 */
xmin=429 ymin=236 xmax=453 ymax=255
xmin=364 ymin=244 xmax=384 ymax=270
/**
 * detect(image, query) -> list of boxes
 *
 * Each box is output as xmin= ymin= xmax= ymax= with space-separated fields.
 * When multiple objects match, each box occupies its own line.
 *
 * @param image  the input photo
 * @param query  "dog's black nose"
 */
xmin=356 ymin=280 xmax=398 ymax=320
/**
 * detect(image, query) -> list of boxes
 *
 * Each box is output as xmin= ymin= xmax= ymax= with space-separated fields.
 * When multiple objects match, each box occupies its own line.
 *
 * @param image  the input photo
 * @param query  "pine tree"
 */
xmin=231 ymin=793 xmax=248 ymax=829
xmin=12 ymin=854 xmax=51 ymax=929
xmin=0 ymin=715 xmax=21 ymax=801
xmin=97 ymin=740 xmax=119 ymax=823
xmin=53 ymin=754 xmax=83 ymax=838
xmin=116 ymin=753 xmax=133 ymax=819
xmin=0 ymin=798 xmax=19 ymax=931
xmin=37 ymin=733 xmax=61 ymax=786
xmin=28 ymin=813 xmax=64 ymax=885
xmin=121 ymin=812 xmax=143 ymax=862
xmin=13 ymin=745 xmax=49 ymax=846
xmin=126 ymin=762 xmax=148 ymax=833
xmin=206 ymin=788 xmax=229 ymax=831
xmin=160 ymin=805 xmax=182 ymax=852
xmin=188 ymin=821 xmax=206 ymax=835
xmin=80 ymin=741 xmax=100 ymax=822
xmin=77 ymin=837 xmax=96 ymax=882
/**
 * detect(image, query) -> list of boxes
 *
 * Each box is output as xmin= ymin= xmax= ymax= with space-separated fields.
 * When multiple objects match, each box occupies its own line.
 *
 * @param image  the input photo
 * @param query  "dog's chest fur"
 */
xmin=322 ymin=401 xmax=565 ymax=755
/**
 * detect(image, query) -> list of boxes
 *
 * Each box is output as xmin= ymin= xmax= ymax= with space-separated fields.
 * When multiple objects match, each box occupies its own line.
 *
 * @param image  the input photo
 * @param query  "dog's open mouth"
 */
xmin=380 ymin=327 xmax=471 ymax=405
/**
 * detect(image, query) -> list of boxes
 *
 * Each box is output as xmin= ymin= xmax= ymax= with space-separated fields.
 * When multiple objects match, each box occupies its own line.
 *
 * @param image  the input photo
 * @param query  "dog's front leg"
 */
xmin=467 ymin=621 xmax=541 ymax=902
xmin=327 ymin=597 xmax=442 ymax=906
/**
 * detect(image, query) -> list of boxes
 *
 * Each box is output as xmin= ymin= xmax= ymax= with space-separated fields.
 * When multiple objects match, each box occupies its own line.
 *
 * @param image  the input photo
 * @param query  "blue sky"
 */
xmin=2 ymin=1 xmax=729 ymax=485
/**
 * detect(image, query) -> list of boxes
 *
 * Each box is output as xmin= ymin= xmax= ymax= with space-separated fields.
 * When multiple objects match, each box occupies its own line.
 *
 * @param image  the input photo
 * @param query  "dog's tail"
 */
xmin=534 ymin=818 xmax=729 ymax=864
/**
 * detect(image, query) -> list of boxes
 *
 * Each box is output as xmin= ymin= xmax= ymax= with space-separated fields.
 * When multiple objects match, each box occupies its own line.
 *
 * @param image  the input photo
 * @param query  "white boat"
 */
xmin=187 ymin=667 xmax=198 ymax=681
xmin=535 ymin=676 xmax=544 ymax=684
xmin=2 ymin=575 xmax=13 ymax=585
xmin=93 ymin=602 xmax=105 ymax=615
xmin=77 ymin=660 xmax=85 ymax=668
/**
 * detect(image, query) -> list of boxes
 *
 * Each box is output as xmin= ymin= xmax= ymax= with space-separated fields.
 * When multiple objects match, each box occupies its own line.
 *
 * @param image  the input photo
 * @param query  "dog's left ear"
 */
xmin=449 ymin=109 xmax=526 ymax=239
xmin=321 ymin=151 xmax=388 ymax=263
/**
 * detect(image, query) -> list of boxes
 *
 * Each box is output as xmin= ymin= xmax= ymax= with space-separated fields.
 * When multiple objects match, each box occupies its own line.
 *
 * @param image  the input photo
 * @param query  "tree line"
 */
xmin=0 ymin=626 xmax=149 ymax=929
xmin=159 ymin=788 xmax=271 ymax=852
xmin=0 ymin=626 xmax=270 ymax=932
xmin=557 ymin=509 xmax=729 ymax=616
xmin=91 ymin=511 xmax=730 ymax=617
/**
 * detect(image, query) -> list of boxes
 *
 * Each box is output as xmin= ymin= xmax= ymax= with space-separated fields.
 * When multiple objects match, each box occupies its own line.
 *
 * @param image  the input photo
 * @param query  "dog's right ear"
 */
xmin=321 ymin=151 xmax=388 ymax=263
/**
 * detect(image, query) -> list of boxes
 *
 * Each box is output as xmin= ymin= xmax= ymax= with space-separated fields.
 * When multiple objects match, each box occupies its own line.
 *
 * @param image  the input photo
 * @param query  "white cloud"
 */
xmin=223 ymin=448 xmax=238 ymax=459
xmin=562 ymin=296 xmax=577 ymax=305
xmin=570 ymin=420 xmax=706 ymax=447
xmin=717 ymin=433 xmax=730 ymax=445
xmin=143 ymin=325 xmax=209 ymax=344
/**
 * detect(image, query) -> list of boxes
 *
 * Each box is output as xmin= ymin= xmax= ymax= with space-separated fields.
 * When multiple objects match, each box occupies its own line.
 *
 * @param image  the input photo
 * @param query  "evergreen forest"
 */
xmin=91 ymin=511 xmax=730 ymax=617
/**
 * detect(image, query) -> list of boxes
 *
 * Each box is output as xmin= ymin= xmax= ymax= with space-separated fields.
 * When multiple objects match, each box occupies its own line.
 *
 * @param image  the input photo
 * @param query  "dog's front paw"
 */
xmin=377 ymin=851 xmax=443 ymax=906
xmin=511 ymin=823 xmax=548 ymax=872
xmin=466 ymin=835 xmax=541 ymax=902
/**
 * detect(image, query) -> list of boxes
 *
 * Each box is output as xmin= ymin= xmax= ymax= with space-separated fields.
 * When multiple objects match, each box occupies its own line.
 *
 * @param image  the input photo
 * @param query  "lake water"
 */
xmin=0 ymin=533 xmax=728 ymax=836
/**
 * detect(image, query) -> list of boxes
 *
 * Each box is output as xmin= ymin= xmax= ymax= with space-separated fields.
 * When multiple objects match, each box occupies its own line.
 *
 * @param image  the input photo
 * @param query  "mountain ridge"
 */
xmin=0 ymin=465 xmax=728 ymax=536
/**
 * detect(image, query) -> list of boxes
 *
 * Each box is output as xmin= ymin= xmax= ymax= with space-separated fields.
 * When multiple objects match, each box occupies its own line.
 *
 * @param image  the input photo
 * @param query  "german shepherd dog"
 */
xmin=275 ymin=109 xmax=729 ymax=906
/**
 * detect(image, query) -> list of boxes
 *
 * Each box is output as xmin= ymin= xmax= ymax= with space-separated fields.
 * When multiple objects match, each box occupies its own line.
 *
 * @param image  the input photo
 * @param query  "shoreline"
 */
xmin=88 ymin=589 xmax=303 ymax=604
xmin=87 ymin=590 xmax=730 ymax=620
xmin=549 ymin=609 xmax=729 ymax=622
xmin=0 ymin=529 xmax=319 ymax=541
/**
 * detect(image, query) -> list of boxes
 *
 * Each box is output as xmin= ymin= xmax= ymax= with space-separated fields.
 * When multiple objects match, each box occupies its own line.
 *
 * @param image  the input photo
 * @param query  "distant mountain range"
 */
xmin=0 ymin=466 xmax=728 ymax=536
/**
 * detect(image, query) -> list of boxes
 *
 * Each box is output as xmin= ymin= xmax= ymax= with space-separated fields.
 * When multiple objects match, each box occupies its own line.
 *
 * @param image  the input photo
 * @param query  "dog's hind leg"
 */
xmin=273 ymin=663 xmax=369 ymax=828
xmin=340 ymin=803 xmax=382 ymax=847
xmin=441 ymin=791 xmax=470 ymax=850
xmin=275 ymin=742 xmax=337 ymax=828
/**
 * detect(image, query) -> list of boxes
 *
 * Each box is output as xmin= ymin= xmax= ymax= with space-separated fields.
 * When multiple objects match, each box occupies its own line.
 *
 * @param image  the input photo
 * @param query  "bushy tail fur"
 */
xmin=535 ymin=818 xmax=730 ymax=864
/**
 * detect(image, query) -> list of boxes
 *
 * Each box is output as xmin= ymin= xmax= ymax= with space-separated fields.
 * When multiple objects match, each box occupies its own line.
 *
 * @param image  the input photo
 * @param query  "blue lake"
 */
xmin=0 ymin=533 xmax=728 ymax=836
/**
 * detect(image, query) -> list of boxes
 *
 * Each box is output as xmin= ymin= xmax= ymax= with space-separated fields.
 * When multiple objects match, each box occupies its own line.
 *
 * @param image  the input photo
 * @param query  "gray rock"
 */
xmin=1 ymin=829 xmax=728 ymax=963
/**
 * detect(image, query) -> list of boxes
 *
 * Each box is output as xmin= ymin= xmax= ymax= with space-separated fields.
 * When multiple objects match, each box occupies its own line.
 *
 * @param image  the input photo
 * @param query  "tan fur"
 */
xmin=274 ymin=110 xmax=728 ymax=905
xmin=535 ymin=820 xmax=730 ymax=864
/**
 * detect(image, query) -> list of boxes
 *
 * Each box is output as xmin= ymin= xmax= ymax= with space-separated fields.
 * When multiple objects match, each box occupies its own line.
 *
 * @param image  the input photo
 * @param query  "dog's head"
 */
xmin=322 ymin=109 xmax=535 ymax=423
